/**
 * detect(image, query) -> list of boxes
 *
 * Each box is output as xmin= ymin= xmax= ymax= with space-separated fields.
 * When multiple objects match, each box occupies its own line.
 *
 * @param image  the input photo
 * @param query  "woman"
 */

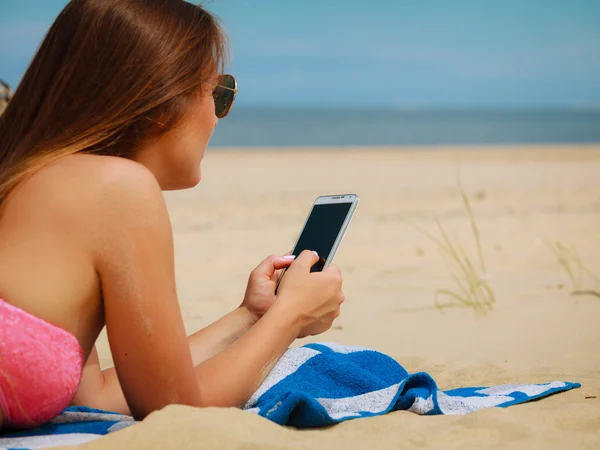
xmin=0 ymin=0 xmax=344 ymax=429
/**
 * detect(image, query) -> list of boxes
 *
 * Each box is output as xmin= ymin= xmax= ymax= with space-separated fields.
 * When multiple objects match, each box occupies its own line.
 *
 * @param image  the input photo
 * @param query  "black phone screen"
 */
xmin=291 ymin=202 xmax=353 ymax=272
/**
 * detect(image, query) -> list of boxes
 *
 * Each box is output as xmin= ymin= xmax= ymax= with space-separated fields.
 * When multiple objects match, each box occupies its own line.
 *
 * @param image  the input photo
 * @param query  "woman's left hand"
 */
xmin=241 ymin=253 xmax=295 ymax=323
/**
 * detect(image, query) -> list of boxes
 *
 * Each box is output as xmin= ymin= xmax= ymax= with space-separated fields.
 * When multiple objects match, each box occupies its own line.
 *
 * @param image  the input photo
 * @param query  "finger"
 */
xmin=272 ymin=254 xmax=296 ymax=271
xmin=270 ymin=252 xmax=297 ymax=283
xmin=324 ymin=263 xmax=342 ymax=277
xmin=324 ymin=264 xmax=343 ymax=286
xmin=253 ymin=254 xmax=285 ymax=279
xmin=272 ymin=265 xmax=289 ymax=283
xmin=294 ymin=249 xmax=320 ymax=271
xmin=271 ymin=265 xmax=290 ymax=284
xmin=271 ymin=269 xmax=281 ymax=284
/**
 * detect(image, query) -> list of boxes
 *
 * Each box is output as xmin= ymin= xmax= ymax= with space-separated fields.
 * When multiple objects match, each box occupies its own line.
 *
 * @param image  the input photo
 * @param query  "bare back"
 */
xmin=0 ymin=155 xmax=110 ymax=428
xmin=0 ymin=153 xmax=201 ymax=424
xmin=0 ymin=155 xmax=107 ymax=355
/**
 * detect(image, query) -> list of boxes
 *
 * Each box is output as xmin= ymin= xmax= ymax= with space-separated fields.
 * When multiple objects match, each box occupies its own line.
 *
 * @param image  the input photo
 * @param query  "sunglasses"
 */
xmin=212 ymin=74 xmax=237 ymax=119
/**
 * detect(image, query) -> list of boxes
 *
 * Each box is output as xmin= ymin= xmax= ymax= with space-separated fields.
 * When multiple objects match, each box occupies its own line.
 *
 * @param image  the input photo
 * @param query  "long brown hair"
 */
xmin=0 ymin=0 xmax=227 ymax=206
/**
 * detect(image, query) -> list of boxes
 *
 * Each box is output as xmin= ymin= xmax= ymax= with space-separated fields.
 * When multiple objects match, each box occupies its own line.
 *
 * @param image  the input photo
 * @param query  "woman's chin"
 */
xmin=162 ymin=172 xmax=201 ymax=191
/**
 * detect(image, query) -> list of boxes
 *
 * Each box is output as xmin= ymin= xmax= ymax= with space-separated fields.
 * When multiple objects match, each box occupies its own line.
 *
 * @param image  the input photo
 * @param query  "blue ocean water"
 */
xmin=209 ymin=108 xmax=600 ymax=147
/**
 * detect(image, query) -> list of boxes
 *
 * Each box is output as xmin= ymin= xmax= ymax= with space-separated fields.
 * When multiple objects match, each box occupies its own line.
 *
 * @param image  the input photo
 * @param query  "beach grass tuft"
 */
xmin=544 ymin=240 xmax=600 ymax=299
xmin=410 ymin=174 xmax=495 ymax=315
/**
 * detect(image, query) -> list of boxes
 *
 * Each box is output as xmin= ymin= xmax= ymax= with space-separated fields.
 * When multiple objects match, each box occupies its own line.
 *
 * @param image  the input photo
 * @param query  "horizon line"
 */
xmin=227 ymin=105 xmax=600 ymax=112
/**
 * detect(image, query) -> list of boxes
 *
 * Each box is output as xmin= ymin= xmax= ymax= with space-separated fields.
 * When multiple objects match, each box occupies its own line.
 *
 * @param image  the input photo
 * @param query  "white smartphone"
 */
xmin=275 ymin=194 xmax=359 ymax=292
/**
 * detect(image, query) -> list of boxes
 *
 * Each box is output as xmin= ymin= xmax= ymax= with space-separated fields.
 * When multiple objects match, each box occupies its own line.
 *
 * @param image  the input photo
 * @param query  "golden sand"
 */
xmin=83 ymin=145 xmax=599 ymax=449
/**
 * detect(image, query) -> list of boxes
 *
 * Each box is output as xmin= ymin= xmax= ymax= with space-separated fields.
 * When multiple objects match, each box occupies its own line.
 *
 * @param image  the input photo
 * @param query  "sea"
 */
xmin=209 ymin=108 xmax=600 ymax=148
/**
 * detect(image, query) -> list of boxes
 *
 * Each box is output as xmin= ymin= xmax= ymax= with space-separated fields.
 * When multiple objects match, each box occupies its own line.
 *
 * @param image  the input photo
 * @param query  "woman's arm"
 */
xmin=192 ymin=299 xmax=301 ymax=407
xmin=91 ymin=302 xmax=299 ymax=414
xmin=80 ymin=158 xmax=303 ymax=420
xmin=191 ymin=250 xmax=340 ymax=408
xmin=74 ymin=305 xmax=259 ymax=415
xmin=185 ymin=306 xmax=258 ymax=365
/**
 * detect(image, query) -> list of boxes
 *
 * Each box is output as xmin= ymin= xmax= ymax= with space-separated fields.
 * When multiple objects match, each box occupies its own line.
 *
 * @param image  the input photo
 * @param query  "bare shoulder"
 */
xmin=43 ymin=154 xmax=161 ymax=201
xmin=4 ymin=154 xmax=169 ymax=250
xmin=21 ymin=154 xmax=164 ymax=219
xmin=0 ymin=156 xmax=171 ymax=345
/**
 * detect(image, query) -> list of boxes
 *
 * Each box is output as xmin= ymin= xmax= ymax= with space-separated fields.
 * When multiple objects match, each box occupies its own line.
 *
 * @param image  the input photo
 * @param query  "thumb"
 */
xmin=272 ymin=254 xmax=296 ymax=270
xmin=294 ymin=249 xmax=320 ymax=271
xmin=254 ymin=254 xmax=295 ymax=278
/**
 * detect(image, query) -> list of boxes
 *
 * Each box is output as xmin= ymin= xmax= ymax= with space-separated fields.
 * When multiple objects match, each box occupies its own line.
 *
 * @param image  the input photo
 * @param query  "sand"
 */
xmin=83 ymin=145 xmax=599 ymax=449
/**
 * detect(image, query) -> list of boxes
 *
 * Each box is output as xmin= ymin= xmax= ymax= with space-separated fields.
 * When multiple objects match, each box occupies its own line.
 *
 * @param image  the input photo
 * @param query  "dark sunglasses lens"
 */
xmin=213 ymin=74 xmax=236 ymax=118
xmin=222 ymin=74 xmax=236 ymax=90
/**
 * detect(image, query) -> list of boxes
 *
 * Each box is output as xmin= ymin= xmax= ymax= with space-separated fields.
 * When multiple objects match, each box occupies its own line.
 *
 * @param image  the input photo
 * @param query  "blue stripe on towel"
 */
xmin=242 ymin=343 xmax=580 ymax=427
xmin=0 ymin=406 xmax=134 ymax=449
xmin=0 ymin=343 xmax=580 ymax=448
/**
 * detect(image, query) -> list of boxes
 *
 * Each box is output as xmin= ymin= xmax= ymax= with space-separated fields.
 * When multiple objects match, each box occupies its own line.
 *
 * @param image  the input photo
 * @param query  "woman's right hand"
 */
xmin=274 ymin=250 xmax=345 ymax=338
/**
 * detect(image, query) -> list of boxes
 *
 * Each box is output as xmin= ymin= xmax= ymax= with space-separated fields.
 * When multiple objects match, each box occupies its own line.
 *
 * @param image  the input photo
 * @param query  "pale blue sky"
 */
xmin=1 ymin=0 xmax=599 ymax=108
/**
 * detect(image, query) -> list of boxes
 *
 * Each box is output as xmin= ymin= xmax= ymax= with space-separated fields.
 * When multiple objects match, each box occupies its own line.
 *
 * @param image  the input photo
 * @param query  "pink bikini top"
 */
xmin=0 ymin=298 xmax=84 ymax=429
